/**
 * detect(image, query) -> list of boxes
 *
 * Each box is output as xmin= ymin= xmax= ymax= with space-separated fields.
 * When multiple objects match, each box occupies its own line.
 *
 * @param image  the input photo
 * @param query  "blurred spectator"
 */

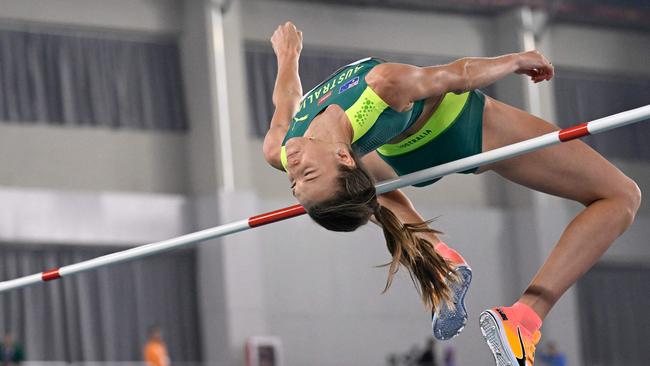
xmin=417 ymin=337 xmax=437 ymax=366
xmin=406 ymin=345 xmax=421 ymax=365
xmin=443 ymin=347 xmax=455 ymax=366
xmin=387 ymin=353 xmax=399 ymax=366
xmin=538 ymin=341 xmax=567 ymax=366
xmin=0 ymin=334 xmax=24 ymax=366
xmin=144 ymin=326 xmax=170 ymax=366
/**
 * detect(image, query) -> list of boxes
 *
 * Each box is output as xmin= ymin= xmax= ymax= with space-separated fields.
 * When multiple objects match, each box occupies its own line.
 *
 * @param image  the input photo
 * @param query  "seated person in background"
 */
xmin=538 ymin=342 xmax=567 ymax=366
xmin=144 ymin=326 xmax=170 ymax=366
xmin=0 ymin=334 xmax=24 ymax=366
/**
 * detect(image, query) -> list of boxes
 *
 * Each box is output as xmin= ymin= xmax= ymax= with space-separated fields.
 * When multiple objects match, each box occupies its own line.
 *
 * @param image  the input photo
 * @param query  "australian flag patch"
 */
xmin=338 ymin=76 xmax=359 ymax=94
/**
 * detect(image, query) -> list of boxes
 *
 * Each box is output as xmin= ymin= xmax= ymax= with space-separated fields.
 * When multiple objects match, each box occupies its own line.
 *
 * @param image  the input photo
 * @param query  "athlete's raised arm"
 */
xmin=263 ymin=21 xmax=304 ymax=170
xmin=366 ymin=50 xmax=554 ymax=111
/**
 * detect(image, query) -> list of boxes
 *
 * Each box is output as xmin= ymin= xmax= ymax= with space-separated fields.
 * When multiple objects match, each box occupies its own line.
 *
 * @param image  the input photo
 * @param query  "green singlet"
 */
xmin=280 ymin=58 xmax=424 ymax=169
xmin=280 ymin=58 xmax=485 ymax=187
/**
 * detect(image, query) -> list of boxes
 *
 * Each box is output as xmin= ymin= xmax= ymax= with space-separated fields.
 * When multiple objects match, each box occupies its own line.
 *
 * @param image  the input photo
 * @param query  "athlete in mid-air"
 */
xmin=262 ymin=22 xmax=641 ymax=365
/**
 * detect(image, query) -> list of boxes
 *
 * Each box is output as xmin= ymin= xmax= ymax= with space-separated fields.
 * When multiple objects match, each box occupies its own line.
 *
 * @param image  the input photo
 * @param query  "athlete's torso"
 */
xmin=280 ymin=58 xmax=424 ymax=169
xmin=279 ymin=58 xmax=485 ymax=187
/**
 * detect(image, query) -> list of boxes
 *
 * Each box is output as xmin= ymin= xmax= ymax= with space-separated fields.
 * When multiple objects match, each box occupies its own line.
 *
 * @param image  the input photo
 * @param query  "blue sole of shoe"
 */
xmin=432 ymin=265 xmax=472 ymax=340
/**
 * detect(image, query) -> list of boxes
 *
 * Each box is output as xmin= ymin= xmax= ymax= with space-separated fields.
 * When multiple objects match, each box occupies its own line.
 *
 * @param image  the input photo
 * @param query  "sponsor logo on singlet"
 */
xmin=339 ymin=76 xmax=359 ymax=94
xmin=394 ymin=129 xmax=433 ymax=149
xmin=297 ymin=64 xmax=366 ymax=111
xmin=293 ymin=114 xmax=309 ymax=122
xmin=318 ymin=90 xmax=332 ymax=105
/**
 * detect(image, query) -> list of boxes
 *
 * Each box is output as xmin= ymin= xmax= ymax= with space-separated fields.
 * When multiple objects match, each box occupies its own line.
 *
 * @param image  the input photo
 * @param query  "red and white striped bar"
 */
xmin=0 ymin=104 xmax=648 ymax=293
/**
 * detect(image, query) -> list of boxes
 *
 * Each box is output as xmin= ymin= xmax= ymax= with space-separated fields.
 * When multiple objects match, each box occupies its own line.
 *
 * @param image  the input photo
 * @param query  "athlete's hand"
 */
xmin=271 ymin=21 xmax=303 ymax=60
xmin=515 ymin=50 xmax=554 ymax=83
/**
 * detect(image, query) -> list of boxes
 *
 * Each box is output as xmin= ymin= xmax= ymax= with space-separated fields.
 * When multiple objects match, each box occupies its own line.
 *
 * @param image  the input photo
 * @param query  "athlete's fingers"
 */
xmin=527 ymin=68 xmax=540 ymax=77
xmin=537 ymin=66 xmax=552 ymax=82
xmin=285 ymin=21 xmax=297 ymax=32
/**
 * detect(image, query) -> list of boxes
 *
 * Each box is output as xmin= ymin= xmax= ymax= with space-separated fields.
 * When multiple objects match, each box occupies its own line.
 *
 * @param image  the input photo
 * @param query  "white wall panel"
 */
xmin=0 ymin=124 xmax=188 ymax=194
xmin=242 ymin=0 xmax=490 ymax=58
xmin=548 ymin=25 xmax=650 ymax=76
xmin=0 ymin=187 xmax=188 ymax=245
xmin=0 ymin=0 xmax=180 ymax=33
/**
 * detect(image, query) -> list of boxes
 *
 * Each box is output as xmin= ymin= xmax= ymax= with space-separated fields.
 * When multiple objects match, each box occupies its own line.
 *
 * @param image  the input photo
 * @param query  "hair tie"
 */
xmin=372 ymin=202 xmax=381 ymax=215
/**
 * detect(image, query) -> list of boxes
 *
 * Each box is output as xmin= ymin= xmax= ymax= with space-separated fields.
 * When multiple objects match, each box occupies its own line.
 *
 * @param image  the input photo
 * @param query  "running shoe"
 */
xmin=431 ymin=264 xmax=472 ymax=340
xmin=479 ymin=307 xmax=541 ymax=366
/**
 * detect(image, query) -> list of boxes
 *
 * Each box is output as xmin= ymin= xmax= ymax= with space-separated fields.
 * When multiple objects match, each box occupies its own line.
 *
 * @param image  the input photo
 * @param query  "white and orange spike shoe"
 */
xmin=479 ymin=307 xmax=541 ymax=366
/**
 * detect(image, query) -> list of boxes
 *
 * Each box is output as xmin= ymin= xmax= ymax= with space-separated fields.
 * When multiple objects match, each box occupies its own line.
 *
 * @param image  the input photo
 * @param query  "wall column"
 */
xmin=180 ymin=0 xmax=268 ymax=365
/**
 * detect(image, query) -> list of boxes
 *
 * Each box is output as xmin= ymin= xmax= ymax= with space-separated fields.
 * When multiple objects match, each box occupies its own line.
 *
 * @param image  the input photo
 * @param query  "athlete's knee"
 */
xmin=613 ymin=177 xmax=642 ymax=224
xmin=625 ymin=178 xmax=642 ymax=215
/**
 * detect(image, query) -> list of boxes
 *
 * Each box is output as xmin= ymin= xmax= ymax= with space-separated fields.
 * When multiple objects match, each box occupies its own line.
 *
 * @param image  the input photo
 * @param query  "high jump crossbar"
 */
xmin=0 ymin=105 xmax=648 ymax=294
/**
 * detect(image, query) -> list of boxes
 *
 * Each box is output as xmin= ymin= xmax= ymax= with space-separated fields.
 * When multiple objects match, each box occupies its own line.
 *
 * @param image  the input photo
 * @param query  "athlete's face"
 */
xmin=285 ymin=137 xmax=355 ymax=206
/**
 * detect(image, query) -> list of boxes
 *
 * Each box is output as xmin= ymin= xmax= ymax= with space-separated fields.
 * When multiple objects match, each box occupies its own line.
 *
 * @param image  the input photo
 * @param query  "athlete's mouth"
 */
xmin=285 ymin=148 xmax=303 ymax=171
xmin=285 ymin=141 xmax=301 ymax=160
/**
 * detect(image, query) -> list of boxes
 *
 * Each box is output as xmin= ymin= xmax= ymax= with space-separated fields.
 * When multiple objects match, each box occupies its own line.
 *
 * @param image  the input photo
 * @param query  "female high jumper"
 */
xmin=262 ymin=22 xmax=641 ymax=366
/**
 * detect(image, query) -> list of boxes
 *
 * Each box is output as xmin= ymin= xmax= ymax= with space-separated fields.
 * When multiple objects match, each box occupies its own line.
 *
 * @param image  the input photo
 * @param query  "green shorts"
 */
xmin=377 ymin=90 xmax=485 ymax=187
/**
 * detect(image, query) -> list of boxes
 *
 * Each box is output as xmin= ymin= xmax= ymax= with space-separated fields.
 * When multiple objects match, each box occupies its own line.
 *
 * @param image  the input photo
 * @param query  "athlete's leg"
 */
xmin=479 ymin=96 xmax=642 ymax=319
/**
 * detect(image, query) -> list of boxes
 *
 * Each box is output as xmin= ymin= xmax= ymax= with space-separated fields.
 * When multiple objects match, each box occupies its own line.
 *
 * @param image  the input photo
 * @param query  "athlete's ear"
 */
xmin=336 ymin=148 xmax=356 ymax=168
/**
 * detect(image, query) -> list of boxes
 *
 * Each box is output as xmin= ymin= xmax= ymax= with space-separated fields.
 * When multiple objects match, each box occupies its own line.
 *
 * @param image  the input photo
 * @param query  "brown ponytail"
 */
xmin=306 ymin=151 xmax=458 ymax=309
xmin=373 ymin=205 xmax=457 ymax=309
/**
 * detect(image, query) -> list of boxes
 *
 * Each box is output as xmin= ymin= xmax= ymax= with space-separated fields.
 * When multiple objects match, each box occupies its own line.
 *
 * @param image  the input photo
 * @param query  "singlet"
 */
xmin=279 ymin=58 xmax=424 ymax=170
xmin=279 ymin=58 xmax=485 ymax=188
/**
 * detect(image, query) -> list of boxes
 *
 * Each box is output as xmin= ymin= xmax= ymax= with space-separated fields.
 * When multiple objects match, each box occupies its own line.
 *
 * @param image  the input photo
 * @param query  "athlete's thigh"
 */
xmin=478 ymin=97 xmax=632 ymax=205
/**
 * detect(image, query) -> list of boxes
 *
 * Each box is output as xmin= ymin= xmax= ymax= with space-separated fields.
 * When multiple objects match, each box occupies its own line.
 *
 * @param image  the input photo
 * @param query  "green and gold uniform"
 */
xmin=281 ymin=58 xmax=485 ymax=187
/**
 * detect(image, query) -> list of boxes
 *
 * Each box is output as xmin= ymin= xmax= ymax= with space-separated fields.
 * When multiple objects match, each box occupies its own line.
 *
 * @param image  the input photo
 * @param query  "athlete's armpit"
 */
xmin=263 ymin=124 xmax=287 ymax=171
